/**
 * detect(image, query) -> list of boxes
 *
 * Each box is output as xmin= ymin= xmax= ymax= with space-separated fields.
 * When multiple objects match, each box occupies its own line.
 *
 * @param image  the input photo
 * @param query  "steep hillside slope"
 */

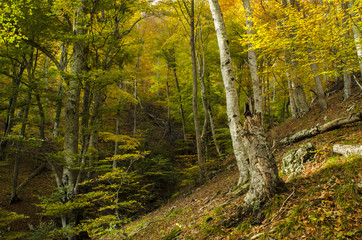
xmin=120 ymin=91 xmax=362 ymax=240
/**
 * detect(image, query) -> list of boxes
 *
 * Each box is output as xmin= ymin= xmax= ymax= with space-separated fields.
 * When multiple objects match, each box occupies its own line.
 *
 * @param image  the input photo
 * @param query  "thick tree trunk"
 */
xmin=332 ymin=144 xmax=362 ymax=156
xmin=62 ymin=1 xmax=88 ymax=238
xmin=208 ymin=0 xmax=249 ymax=185
xmin=308 ymin=49 xmax=327 ymax=111
xmin=292 ymin=82 xmax=310 ymax=117
xmin=243 ymin=0 xmax=263 ymax=115
xmin=281 ymin=112 xmax=362 ymax=145
xmin=242 ymin=110 xmax=283 ymax=206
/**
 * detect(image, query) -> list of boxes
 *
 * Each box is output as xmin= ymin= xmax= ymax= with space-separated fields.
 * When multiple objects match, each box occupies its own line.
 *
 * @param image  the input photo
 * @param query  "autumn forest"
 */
xmin=0 ymin=0 xmax=361 ymax=239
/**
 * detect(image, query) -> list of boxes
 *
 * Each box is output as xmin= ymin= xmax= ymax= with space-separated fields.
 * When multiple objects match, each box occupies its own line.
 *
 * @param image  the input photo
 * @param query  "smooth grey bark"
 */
xmin=280 ymin=112 xmax=362 ymax=145
xmin=342 ymin=2 xmax=352 ymax=100
xmin=308 ymin=49 xmax=327 ymax=111
xmin=292 ymin=82 xmax=310 ymax=117
xmin=208 ymin=0 xmax=249 ymax=185
xmin=197 ymin=25 xmax=222 ymax=157
xmin=243 ymin=0 xmax=263 ymax=115
xmin=348 ymin=0 xmax=362 ymax=76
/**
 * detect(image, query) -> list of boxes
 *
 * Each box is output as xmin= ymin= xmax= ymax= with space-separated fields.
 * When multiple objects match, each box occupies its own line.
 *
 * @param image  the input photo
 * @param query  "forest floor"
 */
xmin=120 ymin=90 xmax=362 ymax=240
xmin=0 ymin=89 xmax=361 ymax=240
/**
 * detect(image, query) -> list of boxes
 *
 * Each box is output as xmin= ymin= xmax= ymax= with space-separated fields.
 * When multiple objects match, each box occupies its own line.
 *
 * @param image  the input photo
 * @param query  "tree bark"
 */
xmin=190 ymin=0 xmax=204 ymax=176
xmin=332 ymin=144 xmax=362 ymax=156
xmin=308 ymin=49 xmax=327 ymax=111
xmin=348 ymin=0 xmax=362 ymax=76
xmin=0 ymin=67 xmax=24 ymax=161
xmin=243 ymin=0 xmax=263 ymax=115
xmin=10 ymin=92 xmax=31 ymax=204
xmin=208 ymin=0 xmax=249 ymax=185
xmin=242 ymin=109 xmax=283 ymax=206
xmin=280 ymin=112 xmax=362 ymax=145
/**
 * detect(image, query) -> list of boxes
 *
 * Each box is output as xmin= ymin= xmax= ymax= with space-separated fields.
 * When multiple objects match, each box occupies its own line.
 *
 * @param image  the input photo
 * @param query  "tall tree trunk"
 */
xmin=166 ymin=78 xmax=172 ymax=134
xmin=208 ymin=0 xmax=249 ymax=185
xmin=190 ymin=0 xmax=204 ymax=176
xmin=208 ymin=0 xmax=283 ymax=205
xmin=172 ymin=57 xmax=188 ymax=149
xmin=36 ymin=94 xmax=46 ymax=139
xmin=242 ymin=104 xmax=283 ymax=206
xmin=62 ymin=1 xmax=88 ymax=238
xmin=348 ymin=0 xmax=362 ymax=76
xmin=10 ymin=92 xmax=31 ymax=204
xmin=308 ymin=49 xmax=327 ymax=111
xmin=133 ymin=54 xmax=140 ymax=136
xmin=197 ymin=25 xmax=222 ymax=157
xmin=243 ymin=0 xmax=263 ymax=115
xmin=342 ymin=2 xmax=352 ymax=100
xmin=293 ymin=82 xmax=310 ymax=117
xmin=53 ymin=44 xmax=68 ymax=137
xmin=0 ymin=67 xmax=24 ymax=161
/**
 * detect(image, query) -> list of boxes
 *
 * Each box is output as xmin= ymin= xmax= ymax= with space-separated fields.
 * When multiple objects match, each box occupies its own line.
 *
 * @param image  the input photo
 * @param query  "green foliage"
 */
xmin=27 ymin=221 xmax=57 ymax=240
xmin=0 ymin=207 xmax=27 ymax=240
xmin=160 ymin=227 xmax=181 ymax=240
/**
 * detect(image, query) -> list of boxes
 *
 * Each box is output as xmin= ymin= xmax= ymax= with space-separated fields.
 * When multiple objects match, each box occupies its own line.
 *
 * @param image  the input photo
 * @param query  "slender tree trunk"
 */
xmin=36 ymin=94 xmax=46 ymax=139
xmin=133 ymin=54 xmax=140 ymax=136
xmin=197 ymin=25 xmax=222 ymax=157
xmin=114 ymin=98 xmax=122 ymax=169
xmin=208 ymin=0 xmax=249 ymax=185
xmin=0 ymin=67 xmax=23 ymax=161
xmin=53 ymin=44 xmax=68 ymax=137
xmin=173 ymin=63 xmax=188 ymax=148
xmin=190 ymin=0 xmax=204 ymax=176
xmin=342 ymin=2 xmax=352 ymax=100
xmin=10 ymin=92 xmax=31 ymax=204
xmin=166 ymin=78 xmax=172 ymax=134
xmin=243 ymin=0 xmax=263 ymax=115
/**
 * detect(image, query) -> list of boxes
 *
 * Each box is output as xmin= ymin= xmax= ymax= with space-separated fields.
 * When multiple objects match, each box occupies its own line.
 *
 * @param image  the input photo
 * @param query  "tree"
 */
xmin=208 ymin=0 xmax=283 ymax=207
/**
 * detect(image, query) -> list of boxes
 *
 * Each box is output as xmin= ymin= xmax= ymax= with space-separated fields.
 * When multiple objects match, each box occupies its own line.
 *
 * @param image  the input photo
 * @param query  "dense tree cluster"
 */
xmin=0 ymin=0 xmax=360 ymax=239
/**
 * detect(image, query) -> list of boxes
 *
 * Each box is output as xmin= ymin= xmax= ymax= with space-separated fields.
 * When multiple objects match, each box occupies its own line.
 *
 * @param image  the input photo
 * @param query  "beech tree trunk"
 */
xmin=62 ymin=1 xmax=88 ymax=238
xmin=208 ymin=0 xmax=249 ymax=185
xmin=308 ymin=49 xmax=327 ymax=111
xmin=280 ymin=112 xmax=362 ymax=145
xmin=242 ymin=108 xmax=283 ymax=206
xmin=243 ymin=0 xmax=263 ymax=115
xmin=190 ymin=0 xmax=204 ymax=175
xmin=348 ymin=0 xmax=362 ymax=76
xmin=10 ymin=92 xmax=31 ymax=204
xmin=332 ymin=144 xmax=362 ymax=156
xmin=0 ymin=67 xmax=24 ymax=161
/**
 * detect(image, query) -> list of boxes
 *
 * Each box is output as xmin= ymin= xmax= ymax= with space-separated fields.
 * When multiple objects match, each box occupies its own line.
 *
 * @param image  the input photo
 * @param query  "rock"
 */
xmin=281 ymin=143 xmax=316 ymax=181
